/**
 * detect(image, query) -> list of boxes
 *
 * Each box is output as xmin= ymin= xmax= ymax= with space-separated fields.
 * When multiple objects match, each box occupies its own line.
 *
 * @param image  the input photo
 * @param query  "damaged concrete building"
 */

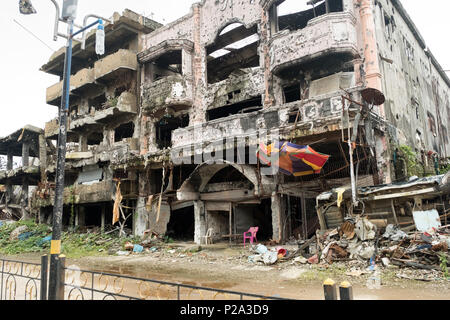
xmin=15 ymin=0 xmax=449 ymax=244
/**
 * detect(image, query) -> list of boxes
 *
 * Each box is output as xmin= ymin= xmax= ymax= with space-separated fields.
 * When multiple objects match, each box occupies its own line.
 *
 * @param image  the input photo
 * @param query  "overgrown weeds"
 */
xmin=0 ymin=220 xmax=140 ymax=258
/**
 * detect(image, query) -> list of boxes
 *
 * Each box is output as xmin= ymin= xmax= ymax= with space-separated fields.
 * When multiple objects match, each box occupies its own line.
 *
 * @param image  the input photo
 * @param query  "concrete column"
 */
xmin=271 ymin=192 xmax=283 ymax=243
xmin=38 ymin=134 xmax=48 ymax=183
xmin=357 ymin=0 xmax=383 ymax=94
xmin=21 ymin=142 xmax=30 ymax=219
xmin=79 ymin=135 xmax=88 ymax=152
xmin=194 ymin=200 xmax=206 ymax=245
xmin=75 ymin=206 xmax=86 ymax=227
xmin=134 ymin=172 xmax=149 ymax=236
xmin=191 ymin=3 xmax=207 ymax=125
xmin=101 ymin=204 xmax=106 ymax=232
xmin=22 ymin=141 xmax=30 ymax=167
xmin=6 ymin=150 xmax=13 ymax=204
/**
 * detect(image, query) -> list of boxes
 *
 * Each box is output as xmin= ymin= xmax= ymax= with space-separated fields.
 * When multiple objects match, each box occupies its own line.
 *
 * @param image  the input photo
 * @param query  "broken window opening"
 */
xmin=87 ymin=132 xmax=104 ymax=148
xmin=155 ymin=114 xmax=190 ymax=149
xmin=283 ymin=84 xmax=301 ymax=103
xmin=428 ymin=112 xmax=437 ymax=137
xmin=166 ymin=206 xmax=195 ymax=241
xmin=206 ymin=23 xmax=260 ymax=84
xmin=274 ymin=0 xmax=343 ymax=33
xmin=114 ymin=86 xmax=128 ymax=98
xmin=285 ymin=196 xmax=318 ymax=240
xmin=114 ymin=122 xmax=135 ymax=143
xmin=89 ymin=94 xmax=107 ymax=112
xmin=207 ymin=96 xmax=262 ymax=121
xmin=150 ymin=50 xmax=182 ymax=82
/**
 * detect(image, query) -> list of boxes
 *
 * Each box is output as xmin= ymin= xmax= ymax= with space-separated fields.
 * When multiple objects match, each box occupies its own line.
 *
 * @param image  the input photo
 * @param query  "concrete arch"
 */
xmin=177 ymin=160 xmax=274 ymax=201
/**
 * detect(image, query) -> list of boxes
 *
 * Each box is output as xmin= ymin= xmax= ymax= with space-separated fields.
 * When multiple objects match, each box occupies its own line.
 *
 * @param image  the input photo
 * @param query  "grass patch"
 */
xmin=0 ymin=220 xmax=141 ymax=259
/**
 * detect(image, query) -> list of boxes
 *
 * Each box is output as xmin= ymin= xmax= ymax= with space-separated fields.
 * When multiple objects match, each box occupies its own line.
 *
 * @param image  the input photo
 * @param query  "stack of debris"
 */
xmin=300 ymin=216 xmax=450 ymax=272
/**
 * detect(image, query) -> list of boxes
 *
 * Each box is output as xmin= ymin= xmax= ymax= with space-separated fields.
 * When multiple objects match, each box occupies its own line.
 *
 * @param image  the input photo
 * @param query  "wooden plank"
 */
xmin=371 ymin=188 xmax=435 ymax=200
xmin=171 ymin=200 xmax=194 ymax=211
xmin=205 ymin=201 xmax=230 ymax=212
xmin=200 ymin=189 xmax=254 ymax=201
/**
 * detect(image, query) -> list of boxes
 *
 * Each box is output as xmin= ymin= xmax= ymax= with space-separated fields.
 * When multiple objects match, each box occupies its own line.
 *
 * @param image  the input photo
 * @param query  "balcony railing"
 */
xmin=269 ymin=12 xmax=358 ymax=74
xmin=141 ymin=74 xmax=193 ymax=113
xmin=46 ymin=49 xmax=138 ymax=106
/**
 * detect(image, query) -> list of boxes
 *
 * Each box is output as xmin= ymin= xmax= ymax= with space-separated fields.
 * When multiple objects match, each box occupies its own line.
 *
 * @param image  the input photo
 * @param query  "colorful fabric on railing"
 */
xmin=258 ymin=141 xmax=330 ymax=177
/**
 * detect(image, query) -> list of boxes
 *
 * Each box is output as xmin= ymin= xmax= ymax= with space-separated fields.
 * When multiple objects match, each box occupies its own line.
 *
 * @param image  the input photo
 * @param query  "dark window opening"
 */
xmin=114 ymin=86 xmax=128 ymax=97
xmin=283 ymin=84 xmax=301 ymax=103
xmin=166 ymin=206 xmax=195 ymax=241
xmin=87 ymin=132 xmax=103 ymax=146
xmin=89 ymin=94 xmax=107 ymax=111
xmin=209 ymin=167 xmax=250 ymax=184
xmin=207 ymin=23 xmax=260 ymax=84
xmin=207 ymin=96 xmax=262 ymax=121
xmin=155 ymin=114 xmax=190 ymax=149
xmin=151 ymin=50 xmax=182 ymax=82
xmin=428 ymin=112 xmax=437 ymax=137
xmin=285 ymin=196 xmax=318 ymax=240
xmin=288 ymin=108 xmax=303 ymax=123
xmin=276 ymin=0 xmax=343 ymax=32
xmin=114 ymin=122 xmax=135 ymax=142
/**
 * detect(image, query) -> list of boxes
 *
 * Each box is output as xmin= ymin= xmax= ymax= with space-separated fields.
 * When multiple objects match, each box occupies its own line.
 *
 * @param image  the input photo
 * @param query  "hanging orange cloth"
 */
xmin=112 ymin=181 xmax=122 ymax=225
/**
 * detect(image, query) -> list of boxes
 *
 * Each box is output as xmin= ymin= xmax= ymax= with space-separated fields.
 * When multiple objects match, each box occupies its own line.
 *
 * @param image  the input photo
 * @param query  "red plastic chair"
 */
xmin=243 ymin=227 xmax=258 ymax=247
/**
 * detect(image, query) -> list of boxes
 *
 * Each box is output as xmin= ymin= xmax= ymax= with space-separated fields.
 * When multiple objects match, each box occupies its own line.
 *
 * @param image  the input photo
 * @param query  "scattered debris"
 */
xmin=9 ymin=225 xmax=28 ymax=241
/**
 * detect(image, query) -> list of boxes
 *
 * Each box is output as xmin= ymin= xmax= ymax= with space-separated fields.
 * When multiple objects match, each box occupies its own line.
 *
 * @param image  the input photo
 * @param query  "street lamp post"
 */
xmin=19 ymin=0 xmax=109 ymax=300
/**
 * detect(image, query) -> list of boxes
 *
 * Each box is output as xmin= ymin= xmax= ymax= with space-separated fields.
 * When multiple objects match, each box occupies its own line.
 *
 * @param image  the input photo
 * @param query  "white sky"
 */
xmin=0 ymin=0 xmax=449 ymax=138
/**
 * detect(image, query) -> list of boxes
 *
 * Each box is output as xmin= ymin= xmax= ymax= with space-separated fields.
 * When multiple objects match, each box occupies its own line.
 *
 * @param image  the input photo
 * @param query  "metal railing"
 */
xmin=0 ymin=257 xmax=46 ymax=300
xmin=63 ymin=265 xmax=287 ymax=300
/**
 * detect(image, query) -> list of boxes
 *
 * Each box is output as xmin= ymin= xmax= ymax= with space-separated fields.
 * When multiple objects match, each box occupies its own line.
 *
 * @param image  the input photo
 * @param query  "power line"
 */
xmin=13 ymin=18 xmax=56 ymax=53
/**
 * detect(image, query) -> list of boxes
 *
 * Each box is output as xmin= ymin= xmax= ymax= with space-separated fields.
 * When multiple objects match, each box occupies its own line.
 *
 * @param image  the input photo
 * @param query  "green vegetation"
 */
xmin=397 ymin=144 xmax=423 ymax=177
xmin=439 ymin=254 xmax=449 ymax=279
xmin=0 ymin=220 xmax=141 ymax=258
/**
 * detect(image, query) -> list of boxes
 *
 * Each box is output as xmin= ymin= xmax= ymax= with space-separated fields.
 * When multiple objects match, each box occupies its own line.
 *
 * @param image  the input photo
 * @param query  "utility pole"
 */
xmin=19 ymin=0 xmax=109 ymax=300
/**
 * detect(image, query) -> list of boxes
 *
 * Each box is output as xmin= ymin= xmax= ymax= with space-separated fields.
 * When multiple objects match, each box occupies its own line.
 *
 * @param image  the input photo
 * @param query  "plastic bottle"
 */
xmin=95 ymin=19 xmax=105 ymax=55
xmin=366 ymin=270 xmax=381 ymax=289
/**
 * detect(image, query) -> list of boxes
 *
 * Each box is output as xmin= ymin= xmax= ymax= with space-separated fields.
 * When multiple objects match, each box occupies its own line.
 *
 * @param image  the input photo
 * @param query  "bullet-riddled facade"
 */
xmin=21 ymin=1 xmax=449 ymax=244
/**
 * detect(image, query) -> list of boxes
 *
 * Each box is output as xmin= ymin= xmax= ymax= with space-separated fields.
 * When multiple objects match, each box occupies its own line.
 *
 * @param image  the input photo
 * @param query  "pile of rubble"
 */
xmin=300 ymin=216 xmax=449 ymax=272
xmin=245 ymin=216 xmax=449 ymax=278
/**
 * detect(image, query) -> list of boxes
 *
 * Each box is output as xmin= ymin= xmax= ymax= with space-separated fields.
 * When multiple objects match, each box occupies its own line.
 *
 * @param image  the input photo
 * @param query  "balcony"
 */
xmin=70 ymin=92 xmax=138 ymax=131
xmin=269 ymin=12 xmax=358 ymax=74
xmin=46 ymin=68 xmax=97 ymax=106
xmin=46 ymin=49 xmax=137 ymax=106
xmin=171 ymin=88 xmax=363 ymax=155
xmin=207 ymin=67 xmax=264 ymax=110
xmin=94 ymin=49 xmax=138 ymax=82
xmin=141 ymin=74 xmax=193 ymax=115
xmin=33 ymin=180 xmax=115 ymax=208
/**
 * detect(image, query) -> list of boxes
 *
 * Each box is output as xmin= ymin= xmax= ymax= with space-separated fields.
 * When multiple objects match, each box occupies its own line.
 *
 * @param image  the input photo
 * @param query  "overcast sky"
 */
xmin=0 ymin=0 xmax=448 ymax=138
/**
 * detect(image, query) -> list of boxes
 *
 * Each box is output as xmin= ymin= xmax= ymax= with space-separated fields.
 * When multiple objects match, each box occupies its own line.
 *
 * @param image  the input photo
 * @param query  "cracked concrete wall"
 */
xmin=374 ymin=0 xmax=450 ymax=162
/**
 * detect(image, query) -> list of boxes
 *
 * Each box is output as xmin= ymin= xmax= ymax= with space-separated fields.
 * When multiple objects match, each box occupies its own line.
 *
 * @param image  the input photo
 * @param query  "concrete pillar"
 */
xmin=22 ymin=141 xmax=30 ymax=167
xmin=134 ymin=172 xmax=149 ymax=236
xmin=38 ymin=134 xmax=48 ymax=183
xmin=194 ymin=200 xmax=206 ymax=245
xmin=79 ymin=135 xmax=88 ymax=152
xmin=21 ymin=142 xmax=30 ymax=219
xmin=75 ymin=206 xmax=86 ymax=227
xmin=191 ymin=3 xmax=207 ymax=125
xmin=101 ymin=205 xmax=106 ymax=232
xmin=6 ymin=150 xmax=13 ymax=204
xmin=271 ymin=192 xmax=283 ymax=243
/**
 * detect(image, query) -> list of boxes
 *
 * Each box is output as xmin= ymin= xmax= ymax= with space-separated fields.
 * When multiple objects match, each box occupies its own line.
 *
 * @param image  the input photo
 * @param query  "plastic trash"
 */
xmin=18 ymin=232 xmax=33 ymax=241
xmin=37 ymin=235 xmax=52 ymax=246
xmin=116 ymin=251 xmax=130 ymax=256
xmin=255 ymin=244 xmax=268 ymax=255
xmin=95 ymin=19 xmax=105 ymax=55
xmin=276 ymin=247 xmax=287 ymax=257
xmin=366 ymin=270 xmax=381 ymax=289
xmin=262 ymin=251 xmax=278 ymax=265
xmin=133 ymin=244 xmax=144 ymax=253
